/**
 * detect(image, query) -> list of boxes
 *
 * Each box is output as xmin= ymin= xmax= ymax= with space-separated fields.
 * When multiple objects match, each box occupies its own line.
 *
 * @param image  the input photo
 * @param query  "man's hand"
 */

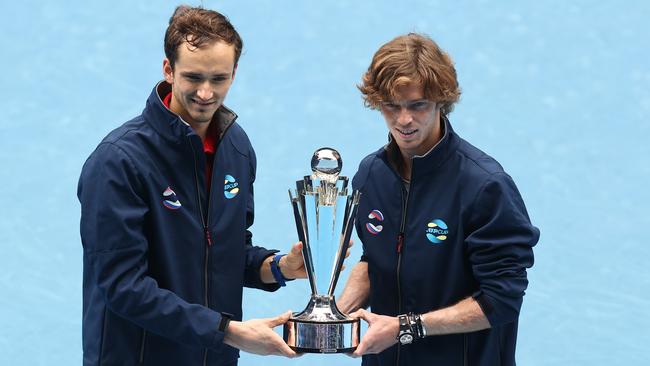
xmin=348 ymin=309 xmax=399 ymax=357
xmin=281 ymin=240 xmax=354 ymax=279
xmin=279 ymin=242 xmax=307 ymax=279
xmin=223 ymin=310 xmax=298 ymax=357
xmin=264 ymin=240 xmax=353 ymax=283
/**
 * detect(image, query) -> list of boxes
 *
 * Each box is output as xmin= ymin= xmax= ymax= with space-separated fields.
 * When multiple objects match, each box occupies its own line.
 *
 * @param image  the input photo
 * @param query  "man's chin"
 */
xmin=189 ymin=111 xmax=217 ymax=124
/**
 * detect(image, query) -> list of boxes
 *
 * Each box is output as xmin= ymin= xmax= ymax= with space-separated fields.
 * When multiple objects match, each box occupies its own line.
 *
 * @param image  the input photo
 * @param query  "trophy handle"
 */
xmin=289 ymin=189 xmax=318 ymax=295
xmin=327 ymin=190 xmax=361 ymax=297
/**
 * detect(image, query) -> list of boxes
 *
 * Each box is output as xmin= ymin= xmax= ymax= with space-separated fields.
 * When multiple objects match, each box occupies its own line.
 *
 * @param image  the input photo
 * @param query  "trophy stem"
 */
xmin=289 ymin=189 xmax=318 ymax=295
xmin=328 ymin=190 xmax=361 ymax=296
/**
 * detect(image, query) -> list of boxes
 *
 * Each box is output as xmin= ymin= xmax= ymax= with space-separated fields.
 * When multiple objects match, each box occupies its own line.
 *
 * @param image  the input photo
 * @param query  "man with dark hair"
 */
xmin=338 ymin=33 xmax=540 ymax=365
xmin=78 ymin=6 xmax=303 ymax=365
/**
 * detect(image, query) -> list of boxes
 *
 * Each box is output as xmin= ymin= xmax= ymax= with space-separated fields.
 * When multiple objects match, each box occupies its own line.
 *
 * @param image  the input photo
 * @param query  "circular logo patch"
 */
xmin=366 ymin=209 xmax=384 ymax=235
xmin=162 ymin=186 xmax=181 ymax=210
xmin=224 ymin=175 xmax=239 ymax=199
xmin=425 ymin=219 xmax=448 ymax=244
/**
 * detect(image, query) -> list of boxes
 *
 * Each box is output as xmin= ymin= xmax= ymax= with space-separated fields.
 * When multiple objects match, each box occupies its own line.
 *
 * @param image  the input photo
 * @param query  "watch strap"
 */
xmin=412 ymin=313 xmax=426 ymax=338
xmin=270 ymin=254 xmax=288 ymax=286
xmin=218 ymin=312 xmax=233 ymax=332
xmin=396 ymin=314 xmax=414 ymax=345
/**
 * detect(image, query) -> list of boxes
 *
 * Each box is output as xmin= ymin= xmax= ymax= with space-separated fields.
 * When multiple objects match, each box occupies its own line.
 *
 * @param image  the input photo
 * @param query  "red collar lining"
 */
xmin=162 ymin=92 xmax=217 ymax=154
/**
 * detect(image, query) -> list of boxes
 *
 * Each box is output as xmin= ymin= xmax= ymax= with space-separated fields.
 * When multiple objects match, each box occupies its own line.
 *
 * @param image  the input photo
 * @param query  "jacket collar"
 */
xmin=143 ymin=81 xmax=238 ymax=144
xmin=381 ymin=116 xmax=459 ymax=179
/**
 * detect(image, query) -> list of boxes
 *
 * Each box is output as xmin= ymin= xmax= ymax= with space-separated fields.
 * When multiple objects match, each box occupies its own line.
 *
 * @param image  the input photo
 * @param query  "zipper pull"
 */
xmin=205 ymin=227 xmax=213 ymax=246
xmin=397 ymin=233 xmax=404 ymax=253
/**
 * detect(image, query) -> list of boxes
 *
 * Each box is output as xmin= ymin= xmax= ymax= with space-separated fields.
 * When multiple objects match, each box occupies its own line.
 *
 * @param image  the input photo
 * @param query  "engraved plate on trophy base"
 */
xmin=283 ymin=295 xmax=360 ymax=353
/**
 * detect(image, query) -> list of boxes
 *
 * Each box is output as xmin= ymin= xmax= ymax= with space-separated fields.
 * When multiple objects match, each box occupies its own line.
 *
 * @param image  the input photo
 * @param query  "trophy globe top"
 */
xmin=311 ymin=148 xmax=342 ymax=183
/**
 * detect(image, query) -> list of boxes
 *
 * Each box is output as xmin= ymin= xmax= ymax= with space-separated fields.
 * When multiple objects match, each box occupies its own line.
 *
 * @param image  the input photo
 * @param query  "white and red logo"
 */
xmin=365 ymin=209 xmax=384 ymax=235
xmin=162 ymin=187 xmax=181 ymax=210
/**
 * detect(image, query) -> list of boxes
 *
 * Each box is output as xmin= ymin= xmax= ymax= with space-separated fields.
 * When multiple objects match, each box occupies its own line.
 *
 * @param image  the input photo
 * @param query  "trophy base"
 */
xmin=283 ymin=317 xmax=360 ymax=353
xmin=283 ymin=294 xmax=360 ymax=353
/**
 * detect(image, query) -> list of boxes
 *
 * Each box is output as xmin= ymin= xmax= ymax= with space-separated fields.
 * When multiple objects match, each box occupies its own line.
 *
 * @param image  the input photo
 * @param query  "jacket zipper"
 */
xmin=138 ymin=330 xmax=147 ymax=363
xmin=395 ymin=183 xmax=410 ymax=366
xmin=188 ymin=140 xmax=211 ymax=294
xmin=463 ymin=334 xmax=468 ymax=366
xmin=188 ymin=139 xmax=212 ymax=366
xmin=188 ymin=121 xmax=235 ymax=366
xmin=99 ymin=309 xmax=109 ymax=366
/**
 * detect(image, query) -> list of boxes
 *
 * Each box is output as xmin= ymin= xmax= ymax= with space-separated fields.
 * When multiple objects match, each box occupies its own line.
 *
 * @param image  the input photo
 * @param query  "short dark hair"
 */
xmin=359 ymin=33 xmax=461 ymax=116
xmin=164 ymin=5 xmax=243 ymax=69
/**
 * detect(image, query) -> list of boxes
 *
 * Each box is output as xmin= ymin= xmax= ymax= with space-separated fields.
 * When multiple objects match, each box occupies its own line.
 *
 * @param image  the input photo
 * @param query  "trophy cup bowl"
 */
xmin=283 ymin=148 xmax=361 ymax=353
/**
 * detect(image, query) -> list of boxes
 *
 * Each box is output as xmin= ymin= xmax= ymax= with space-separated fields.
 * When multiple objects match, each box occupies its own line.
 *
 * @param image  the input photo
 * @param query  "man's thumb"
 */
xmin=269 ymin=310 xmax=293 ymax=327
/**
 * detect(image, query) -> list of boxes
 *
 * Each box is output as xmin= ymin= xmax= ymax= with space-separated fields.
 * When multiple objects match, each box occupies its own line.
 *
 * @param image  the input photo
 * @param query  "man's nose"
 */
xmin=396 ymin=108 xmax=413 ymax=124
xmin=196 ymin=83 xmax=214 ymax=100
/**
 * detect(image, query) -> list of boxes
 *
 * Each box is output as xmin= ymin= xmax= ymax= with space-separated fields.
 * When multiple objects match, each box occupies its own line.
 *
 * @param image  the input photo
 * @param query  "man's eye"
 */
xmin=410 ymin=102 xmax=429 ymax=111
xmin=186 ymin=75 xmax=201 ymax=82
xmin=383 ymin=103 xmax=399 ymax=111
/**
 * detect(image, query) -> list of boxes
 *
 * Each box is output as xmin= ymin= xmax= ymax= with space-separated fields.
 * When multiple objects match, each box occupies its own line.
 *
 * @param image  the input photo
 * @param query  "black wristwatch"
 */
xmin=218 ymin=312 xmax=233 ymax=332
xmin=396 ymin=314 xmax=414 ymax=345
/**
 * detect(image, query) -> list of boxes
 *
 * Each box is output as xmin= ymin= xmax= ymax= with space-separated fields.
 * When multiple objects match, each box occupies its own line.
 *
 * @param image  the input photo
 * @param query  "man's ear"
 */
xmin=232 ymin=64 xmax=237 ymax=81
xmin=163 ymin=59 xmax=174 ymax=84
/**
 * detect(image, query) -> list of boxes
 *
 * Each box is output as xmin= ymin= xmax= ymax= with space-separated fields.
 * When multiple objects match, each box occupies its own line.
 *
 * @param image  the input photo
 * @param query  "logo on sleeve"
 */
xmin=162 ymin=187 xmax=181 ymax=210
xmin=224 ymin=174 xmax=239 ymax=199
xmin=425 ymin=219 xmax=448 ymax=244
xmin=365 ymin=209 xmax=384 ymax=235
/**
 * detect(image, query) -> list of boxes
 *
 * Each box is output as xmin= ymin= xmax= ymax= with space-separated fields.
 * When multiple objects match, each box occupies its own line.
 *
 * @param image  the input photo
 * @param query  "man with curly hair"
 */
xmin=338 ymin=33 xmax=540 ymax=365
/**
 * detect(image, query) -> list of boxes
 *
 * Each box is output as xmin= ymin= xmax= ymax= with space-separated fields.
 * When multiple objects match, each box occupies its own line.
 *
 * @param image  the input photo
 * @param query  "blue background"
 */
xmin=1 ymin=1 xmax=649 ymax=365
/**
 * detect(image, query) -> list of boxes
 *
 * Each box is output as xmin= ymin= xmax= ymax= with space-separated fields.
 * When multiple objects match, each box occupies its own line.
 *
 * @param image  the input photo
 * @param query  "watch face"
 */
xmin=399 ymin=333 xmax=413 ymax=344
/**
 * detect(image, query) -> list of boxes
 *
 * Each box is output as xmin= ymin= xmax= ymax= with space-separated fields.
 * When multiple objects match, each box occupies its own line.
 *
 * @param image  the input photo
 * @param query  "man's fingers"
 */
xmin=348 ymin=308 xmax=368 ymax=320
xmin=268 ymin=310 xmax=293 ymax=327
xmin=352 ymin=341 xmax=366 ymax=357
xmin=261 ymin=329 xmax=296 ymax=357
xmin=291 ymin=241 xmax=303 ymax=254
xmin=343 ymin=240 xmax=353 ymax=258
xmin=277 ymin=342 xmax=297 ymax=357
xmin=265 ymin=312 xmax=298 ymax=358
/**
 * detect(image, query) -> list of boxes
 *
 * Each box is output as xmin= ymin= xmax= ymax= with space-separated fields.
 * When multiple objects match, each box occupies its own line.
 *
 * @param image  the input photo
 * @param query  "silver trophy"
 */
xmin=283 ymin=147 xmax=361 ymax=353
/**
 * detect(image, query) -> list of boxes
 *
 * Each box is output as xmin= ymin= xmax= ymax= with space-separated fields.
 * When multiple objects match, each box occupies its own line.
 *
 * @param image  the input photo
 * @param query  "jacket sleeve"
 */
xmin=465 ymin=172 xmax=540 ymax=327
xmin=78 ymin=143 xmax=226 ymax=350
xmin=242 ymin=143 xmax=281 ymax=291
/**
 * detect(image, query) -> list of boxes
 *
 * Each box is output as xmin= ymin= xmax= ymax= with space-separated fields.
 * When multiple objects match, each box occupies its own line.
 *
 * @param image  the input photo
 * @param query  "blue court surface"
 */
xmin=1 ymin=1 xmax=649 ymax=365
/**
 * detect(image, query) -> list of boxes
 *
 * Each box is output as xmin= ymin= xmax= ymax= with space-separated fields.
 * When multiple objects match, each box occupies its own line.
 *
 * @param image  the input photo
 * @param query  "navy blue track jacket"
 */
xmin=78 ymin=82 xmax=279 ymax=366
xmin=353 ymin=119 xmax=539 ymax=365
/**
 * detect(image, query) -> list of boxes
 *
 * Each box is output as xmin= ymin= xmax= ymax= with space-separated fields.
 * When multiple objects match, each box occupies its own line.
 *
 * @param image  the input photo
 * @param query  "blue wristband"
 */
xmin=270 ymin=254 xmax=288 ymax=287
